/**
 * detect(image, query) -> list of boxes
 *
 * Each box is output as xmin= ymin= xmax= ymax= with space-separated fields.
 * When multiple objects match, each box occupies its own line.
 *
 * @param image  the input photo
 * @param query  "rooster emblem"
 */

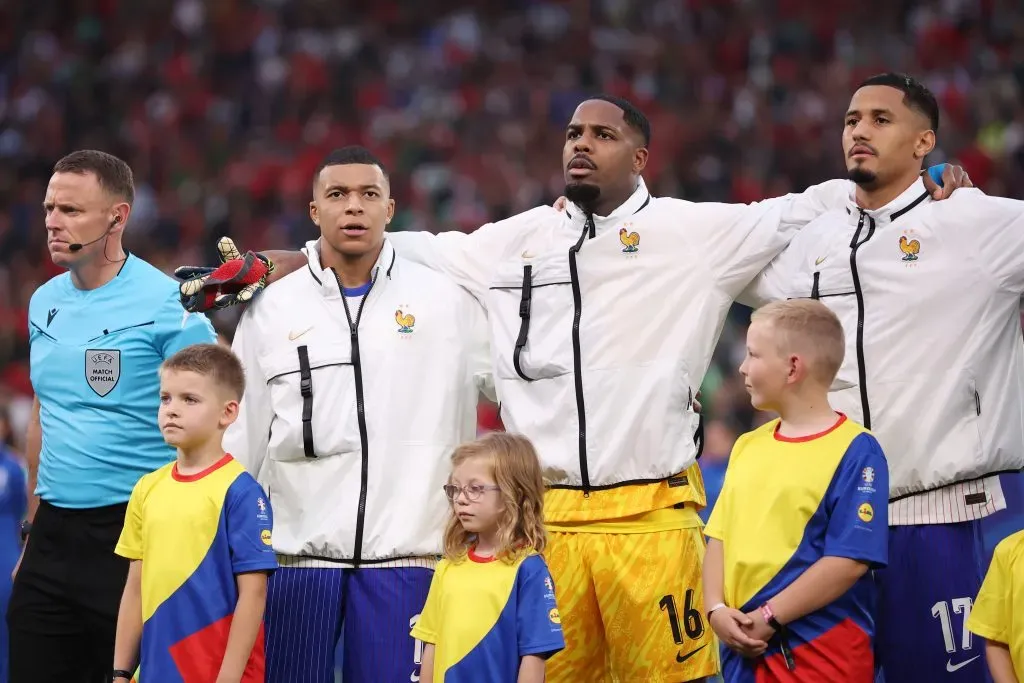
xmin=899 ymin=235 xmax=920 ymax=261
xmin=619 ymin=227 xmax=640 ymax=253
xmin=395 ymin=309 xmax=415 ymax=334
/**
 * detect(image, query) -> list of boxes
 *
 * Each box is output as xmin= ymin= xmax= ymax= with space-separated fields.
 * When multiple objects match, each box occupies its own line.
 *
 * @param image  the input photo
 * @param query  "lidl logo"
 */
xmin=857 ymin=503 xmax=874 ymax=523
xmin=549 ymin=608 xmax=561 ymax=625
xmin=260 ymin=529 xmax=272 ymax=546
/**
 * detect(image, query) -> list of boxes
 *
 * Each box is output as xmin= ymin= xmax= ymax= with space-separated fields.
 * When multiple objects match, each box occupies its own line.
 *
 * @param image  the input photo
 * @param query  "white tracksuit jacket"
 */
xmin=388 ymin=178 xmax=850 ymax=491
xmin=224 ymin=239 xmax=491 ymax=564
xmin=742 ymin=179 xmax=1024 ymax=525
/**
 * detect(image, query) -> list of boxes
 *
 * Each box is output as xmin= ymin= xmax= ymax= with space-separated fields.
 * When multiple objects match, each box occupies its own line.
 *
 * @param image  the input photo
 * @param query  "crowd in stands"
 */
xmin=2 ymin=0 xmax=1024 ymax=481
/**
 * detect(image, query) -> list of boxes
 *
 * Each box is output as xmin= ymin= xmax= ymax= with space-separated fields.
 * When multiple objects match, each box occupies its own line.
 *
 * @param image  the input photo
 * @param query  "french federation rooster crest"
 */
xmin=395 ymin=309 xmax=416 ymax=334
xmin=619 ymin=227 xmax=640 ymax=253
xmin=899 ymin=235 xmax=920 ymax=261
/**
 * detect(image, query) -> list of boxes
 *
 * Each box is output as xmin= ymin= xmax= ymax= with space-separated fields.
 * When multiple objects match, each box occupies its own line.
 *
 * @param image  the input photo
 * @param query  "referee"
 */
xmin=7 ymin=150 xmax=217 ymax=683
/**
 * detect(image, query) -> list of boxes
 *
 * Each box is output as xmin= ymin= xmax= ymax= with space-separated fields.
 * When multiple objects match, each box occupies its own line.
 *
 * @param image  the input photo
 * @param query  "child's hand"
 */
xmin=741 ymin=609 xmax=776 ymax=644
xmin=709 ymin=607 xmax=768 ymax=658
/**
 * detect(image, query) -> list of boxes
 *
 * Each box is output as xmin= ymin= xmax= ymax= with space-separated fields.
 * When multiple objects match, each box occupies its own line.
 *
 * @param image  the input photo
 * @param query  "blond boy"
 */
xmin=112 ymin=344 xmax=277 ymax=683
xmin=703 ymin=300 xmax=889 ymax=682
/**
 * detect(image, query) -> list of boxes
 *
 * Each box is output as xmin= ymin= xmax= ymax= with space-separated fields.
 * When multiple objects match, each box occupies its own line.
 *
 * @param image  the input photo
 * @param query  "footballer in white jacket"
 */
xmin=185 ymin=97 xmax=966 ymax=683
xmin=223 ymin=147 xmax=492 ymax=683
xmin=742 ymin=73 xmax=1013 ymax=683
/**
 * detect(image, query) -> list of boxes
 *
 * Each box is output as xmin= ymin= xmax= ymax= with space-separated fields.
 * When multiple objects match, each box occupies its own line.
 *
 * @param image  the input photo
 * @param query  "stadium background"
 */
xmin=0 ymin=0 xmax=1023 ymax=678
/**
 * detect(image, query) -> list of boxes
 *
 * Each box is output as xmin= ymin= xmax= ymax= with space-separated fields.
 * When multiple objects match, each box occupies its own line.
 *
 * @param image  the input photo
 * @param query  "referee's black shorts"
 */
xmin=6 ymin=499 xmax=130 ymax=683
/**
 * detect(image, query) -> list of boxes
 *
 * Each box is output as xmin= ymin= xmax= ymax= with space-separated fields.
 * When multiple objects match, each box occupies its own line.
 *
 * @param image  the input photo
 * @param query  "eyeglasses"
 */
xmin=443 ymin=484 xmax=500 ymax=502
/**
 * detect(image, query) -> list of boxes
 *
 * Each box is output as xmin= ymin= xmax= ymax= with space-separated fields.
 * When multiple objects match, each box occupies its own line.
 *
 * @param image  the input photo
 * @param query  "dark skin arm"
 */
xmin=259 ymin=250 xmax=306 ymax=285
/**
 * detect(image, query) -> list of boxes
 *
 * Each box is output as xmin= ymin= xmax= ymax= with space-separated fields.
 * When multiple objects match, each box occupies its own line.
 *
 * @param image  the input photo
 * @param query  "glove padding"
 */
xmin=175 ymin=237 xmax=275 ymax=312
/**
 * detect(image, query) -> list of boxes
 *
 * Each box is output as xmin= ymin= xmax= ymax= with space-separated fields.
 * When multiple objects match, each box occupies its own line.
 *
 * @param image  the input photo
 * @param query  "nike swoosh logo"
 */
xmin=521 ymin=250 xmax=535 ymax=259
xmin=676 ymin=642 xmax=708 ymax=664
xmin=288 ymin=326 xmax=313 ymax=341
xmin=946 ymin=656 xmax=980 ymax=672
xmin=815 ymin=256 xmax=826 ymax=265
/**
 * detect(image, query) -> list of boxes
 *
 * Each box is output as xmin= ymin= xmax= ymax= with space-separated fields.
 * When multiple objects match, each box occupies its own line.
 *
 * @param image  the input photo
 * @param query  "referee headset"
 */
xmin=68 ymin=213 xmax=128 ymax=264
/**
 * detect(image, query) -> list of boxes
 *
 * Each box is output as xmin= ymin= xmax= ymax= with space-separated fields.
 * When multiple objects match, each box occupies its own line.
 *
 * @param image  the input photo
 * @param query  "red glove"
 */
xmin=175 ymin=238 xmax=274 ymax=312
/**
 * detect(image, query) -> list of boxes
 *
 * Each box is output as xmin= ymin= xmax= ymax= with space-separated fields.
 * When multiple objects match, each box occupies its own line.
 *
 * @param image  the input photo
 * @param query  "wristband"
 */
xmin=759 ymin=602 xmax=783 ymax=632
xmin=706 ymin=602 xmax=727 ymax=620
xmin=112 ymin=670 xmax=133 ymax=682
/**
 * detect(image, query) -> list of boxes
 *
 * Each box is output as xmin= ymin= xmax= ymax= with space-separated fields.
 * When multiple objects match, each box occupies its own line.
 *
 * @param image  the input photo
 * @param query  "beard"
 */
xmin=847 ymin=166 xmax=879 ymax=187
xmin=564 ymin=182 xmax=601 ymax=212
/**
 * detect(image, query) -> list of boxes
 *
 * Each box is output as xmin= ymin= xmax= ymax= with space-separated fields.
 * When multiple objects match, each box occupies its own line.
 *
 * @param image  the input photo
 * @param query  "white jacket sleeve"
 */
xmin=944 ymin=190 xmax=1024 ymax=293
xmin=387 ymin=223 xmax=508 ymax=304
xmin=737 ymin=262 xmax=790 ymax=309
xmin=223 ymin=308 xmax=274 ymax=480
xmin=676 ymin=179 xmax=851 ymax=297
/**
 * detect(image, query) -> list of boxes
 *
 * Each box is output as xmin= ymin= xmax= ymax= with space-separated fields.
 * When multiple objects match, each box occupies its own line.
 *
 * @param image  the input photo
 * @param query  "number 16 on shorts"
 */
xmin=660 ymin=589 xmax=706 ymax=659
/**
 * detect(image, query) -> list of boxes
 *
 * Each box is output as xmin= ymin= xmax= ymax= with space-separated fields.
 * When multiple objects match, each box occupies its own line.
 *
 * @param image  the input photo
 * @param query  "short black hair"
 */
xmin=314 ymin=146 xmax=390 ymax=184
xmin=53 ymin=150 xmax=135 ymax=204
xmin=858 ymin=73 xmax=940 ymax=133
xmin=586 ymin=95 xmax=651 ymax=146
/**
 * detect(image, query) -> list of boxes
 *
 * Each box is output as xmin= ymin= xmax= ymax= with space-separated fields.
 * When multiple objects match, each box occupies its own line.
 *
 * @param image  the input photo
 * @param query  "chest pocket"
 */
xmin=486 ymin=252 xmax=575 ymax=381
xmin=261 ymin=342 xmax=360 ymax=461
xmin=805 ymin=251 xmax=856 ymax=300
xmin=799 ymin=243 xmax=861 ymax=392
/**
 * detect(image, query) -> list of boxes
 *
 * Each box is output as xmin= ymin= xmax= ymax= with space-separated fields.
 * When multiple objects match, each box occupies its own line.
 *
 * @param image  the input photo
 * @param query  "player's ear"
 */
xmin=914 ymin=129 xmax=936 ymax=160
xmin=633 ymin=146 xmax=649 ymax=174
xmin=787 ymin=354 xmax=804 ymax=384
xmin=309 ymin=201 xmax=319 ymax=226
xmin=385 ymin=198 xmax=395 ymax=226
xmin=110 ymin=202 xmax=130 ymax=232
xmin=220 ymin=399 xmax=240 ymax=429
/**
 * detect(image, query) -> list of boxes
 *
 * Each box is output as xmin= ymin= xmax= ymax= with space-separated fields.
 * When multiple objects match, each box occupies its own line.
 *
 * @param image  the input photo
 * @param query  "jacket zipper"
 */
xmin=337 ymin=269 xmax=379 ymax=567
xmin=568 ymin=217 xmax=594 ymax=493
xmin=849 ymin=209 xmax=876 ymax=429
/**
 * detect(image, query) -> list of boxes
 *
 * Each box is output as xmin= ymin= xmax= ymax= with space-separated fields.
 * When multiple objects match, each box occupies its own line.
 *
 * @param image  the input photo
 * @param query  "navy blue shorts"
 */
xmin=875 ymin=521 xmax=992 ymax=683
xmin=263 ymin=564 xmax=433 ymax=683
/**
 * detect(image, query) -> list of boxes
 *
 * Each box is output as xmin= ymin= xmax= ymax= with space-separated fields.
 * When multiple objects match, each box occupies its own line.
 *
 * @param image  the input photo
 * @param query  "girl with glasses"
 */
xmin=411 ymin=432 xmax=565 ymax=682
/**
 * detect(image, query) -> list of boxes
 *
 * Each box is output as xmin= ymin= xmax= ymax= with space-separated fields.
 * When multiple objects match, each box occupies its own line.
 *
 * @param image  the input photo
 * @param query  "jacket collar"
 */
xmin=846 ymin=177 xmax=931 ymax=226
xmin=301 ymin=237 xmax=397 ymax=299
xmin=564 ymin=177 xmax=653 ymax=235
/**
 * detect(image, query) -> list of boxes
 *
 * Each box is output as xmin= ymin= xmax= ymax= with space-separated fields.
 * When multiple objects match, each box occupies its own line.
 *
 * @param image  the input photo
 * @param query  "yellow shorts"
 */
xmin=543 ymin=520 xmax=719 ymax=682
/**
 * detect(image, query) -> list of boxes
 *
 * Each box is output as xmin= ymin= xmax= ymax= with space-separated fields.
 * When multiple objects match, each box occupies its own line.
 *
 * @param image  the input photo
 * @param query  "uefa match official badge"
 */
xmin=85 ymin=349 xmax=121 ymax=397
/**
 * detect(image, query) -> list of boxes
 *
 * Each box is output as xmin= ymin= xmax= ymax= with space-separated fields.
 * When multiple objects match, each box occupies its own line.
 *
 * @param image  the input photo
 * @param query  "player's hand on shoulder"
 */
xmin=174 ymin=237 xmax=275 ymax=313
xmin=709 ymin=607 xmax=767 ymax=658
xmin=923 ymin=163 xmax=973 ymax=200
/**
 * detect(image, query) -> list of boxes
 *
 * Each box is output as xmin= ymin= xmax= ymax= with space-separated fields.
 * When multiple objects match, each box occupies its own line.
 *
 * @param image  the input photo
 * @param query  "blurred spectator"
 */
xmin=0 ymin=403 xmax=27 ymax=683
xmin=3 ymin=0 xmax=1024 ymax=437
